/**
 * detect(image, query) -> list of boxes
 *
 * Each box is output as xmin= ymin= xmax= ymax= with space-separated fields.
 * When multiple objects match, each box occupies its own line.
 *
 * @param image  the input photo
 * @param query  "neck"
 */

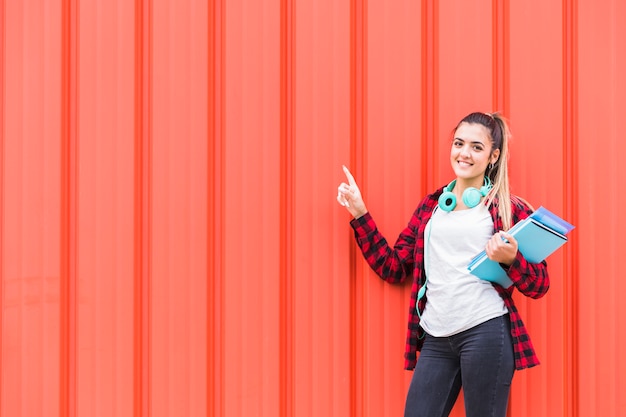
xmin=455 ymin=176 xmax=485 ymax=191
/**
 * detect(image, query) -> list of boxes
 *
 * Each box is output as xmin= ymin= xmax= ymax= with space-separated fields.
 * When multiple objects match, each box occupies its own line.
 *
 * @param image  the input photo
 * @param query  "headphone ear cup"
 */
xmin=462 ymin=187 xmax=482 ymax=208
xmin=438 ymin=191 xmax=457 ymax=212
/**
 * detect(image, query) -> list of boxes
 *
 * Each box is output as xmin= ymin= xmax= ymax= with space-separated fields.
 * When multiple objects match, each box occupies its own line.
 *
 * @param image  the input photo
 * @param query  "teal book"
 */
xmin=468 ymin=206 xmax=574 ymax=288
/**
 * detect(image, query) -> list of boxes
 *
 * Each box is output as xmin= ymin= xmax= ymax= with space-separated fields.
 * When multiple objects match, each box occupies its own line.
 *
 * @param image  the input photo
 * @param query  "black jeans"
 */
xmin=404 ymin=315 xmax=515 ymax=417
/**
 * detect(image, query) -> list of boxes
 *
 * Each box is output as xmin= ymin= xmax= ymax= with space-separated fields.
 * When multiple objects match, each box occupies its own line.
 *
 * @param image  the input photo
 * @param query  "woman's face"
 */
xmin=450 ymin=122 xmax=500 ymax=183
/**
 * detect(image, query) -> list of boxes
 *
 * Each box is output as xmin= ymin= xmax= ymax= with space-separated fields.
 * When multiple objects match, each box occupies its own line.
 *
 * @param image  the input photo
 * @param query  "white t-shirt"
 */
xmin=419 ymin=203 xmax=508 ymax=337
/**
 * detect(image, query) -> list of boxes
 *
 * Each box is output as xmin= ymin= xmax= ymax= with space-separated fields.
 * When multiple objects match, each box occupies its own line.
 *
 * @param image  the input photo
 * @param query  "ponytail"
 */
xmin=485 ymin=113 xmax=512 ymax=230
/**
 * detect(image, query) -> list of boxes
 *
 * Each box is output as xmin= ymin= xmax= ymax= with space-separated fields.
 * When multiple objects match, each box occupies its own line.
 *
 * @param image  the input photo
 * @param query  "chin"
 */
xmin=454 ymin=171 xmax=485 ymax=181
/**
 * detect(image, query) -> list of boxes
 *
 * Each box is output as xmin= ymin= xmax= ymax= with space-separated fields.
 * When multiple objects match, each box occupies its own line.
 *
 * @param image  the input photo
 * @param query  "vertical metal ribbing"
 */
xmin=208 ymin=0 xmax=224 ymax=415
xmin=279 ymin=0 xmax=294 ymax=416
xmin=421 ymin=0 xmax=438 ymax=191
xmin=60 ymin=0 xmax=78 ymax=415
xmin=563 ymin=0 xmax=579 ymax=415
xmin=134 ymin=0 xmax=152 ymax=415
xmin=0 ymin=0 xmax=5 ymax=410
xmin=493 ymin=0 xmax=510 ymax=114
xmin=349 ymin=0 xmax=366 ymax=414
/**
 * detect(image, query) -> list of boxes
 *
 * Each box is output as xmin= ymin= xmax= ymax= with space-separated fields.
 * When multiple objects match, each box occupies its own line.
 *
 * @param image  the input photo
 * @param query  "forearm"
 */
xmin=351 ymin=212 xmax=414 ymax=284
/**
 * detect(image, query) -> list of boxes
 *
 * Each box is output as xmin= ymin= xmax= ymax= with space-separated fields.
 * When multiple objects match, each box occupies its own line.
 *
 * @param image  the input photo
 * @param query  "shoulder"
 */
xmin=509 ymin=195 xmax=535 ymax=221
xmin=407 ymin=186 xmax=446 ymax=226
xmin=488 ymin=194 xmax=535 ymax=224
xmin=416 ymin=186 xmax=446 ymax=212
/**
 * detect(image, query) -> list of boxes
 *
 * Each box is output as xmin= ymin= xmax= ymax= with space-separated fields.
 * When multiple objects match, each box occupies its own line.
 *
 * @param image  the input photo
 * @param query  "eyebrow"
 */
xmin=454 ymin=137 xmax=486 ymax=146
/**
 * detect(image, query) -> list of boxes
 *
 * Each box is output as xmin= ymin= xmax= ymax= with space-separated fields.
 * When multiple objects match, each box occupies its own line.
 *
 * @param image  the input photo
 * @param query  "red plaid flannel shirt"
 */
xmin=350 ymin=186 xmax=550 ymax=371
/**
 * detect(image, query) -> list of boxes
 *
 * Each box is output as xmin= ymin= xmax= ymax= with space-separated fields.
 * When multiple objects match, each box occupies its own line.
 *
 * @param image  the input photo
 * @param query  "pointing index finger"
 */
xmin=342 ymin=165 xmax=357 ymax=186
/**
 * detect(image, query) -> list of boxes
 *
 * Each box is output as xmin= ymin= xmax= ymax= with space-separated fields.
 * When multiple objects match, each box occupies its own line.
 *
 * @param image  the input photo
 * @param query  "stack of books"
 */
xmin=468 ymin=206 xmax=575 ymax=288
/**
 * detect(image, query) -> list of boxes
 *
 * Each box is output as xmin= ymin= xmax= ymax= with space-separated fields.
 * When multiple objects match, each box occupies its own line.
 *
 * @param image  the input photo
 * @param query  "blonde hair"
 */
xmin=485 ymin=114 xmax=512 ymax=229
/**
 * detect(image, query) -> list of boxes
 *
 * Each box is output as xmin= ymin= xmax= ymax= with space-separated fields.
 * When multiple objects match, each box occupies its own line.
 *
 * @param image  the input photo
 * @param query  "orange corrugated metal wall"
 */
xmin=1 ymin=0 xmax=624 ymax=416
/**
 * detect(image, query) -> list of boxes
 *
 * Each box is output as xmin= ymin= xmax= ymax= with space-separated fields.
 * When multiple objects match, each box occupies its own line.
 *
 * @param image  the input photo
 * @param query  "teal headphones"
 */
xmin=437 ymin=177 xmax=492 ymax=212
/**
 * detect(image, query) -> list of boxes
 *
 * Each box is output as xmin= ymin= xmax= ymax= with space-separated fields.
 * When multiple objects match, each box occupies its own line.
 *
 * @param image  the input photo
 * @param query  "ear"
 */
xmin=490 ymin=149 xmax=500 ymax=165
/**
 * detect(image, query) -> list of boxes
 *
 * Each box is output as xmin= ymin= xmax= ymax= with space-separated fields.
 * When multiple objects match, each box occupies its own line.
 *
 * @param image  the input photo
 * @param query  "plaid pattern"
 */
xmin=350 ymin=186 xmax=549 ymax=371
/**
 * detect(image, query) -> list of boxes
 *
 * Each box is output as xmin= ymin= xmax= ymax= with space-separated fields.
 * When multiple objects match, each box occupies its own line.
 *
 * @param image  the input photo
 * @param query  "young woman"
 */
xmin=336 ymin=112 xmax=549 ymax=417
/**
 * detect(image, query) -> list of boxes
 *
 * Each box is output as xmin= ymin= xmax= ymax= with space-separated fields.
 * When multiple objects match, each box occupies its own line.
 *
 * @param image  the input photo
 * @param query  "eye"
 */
xmin=472 ymin=144 xmax=484 ymax=151
xmin=453 ymin=140 xmax=463 ymax=147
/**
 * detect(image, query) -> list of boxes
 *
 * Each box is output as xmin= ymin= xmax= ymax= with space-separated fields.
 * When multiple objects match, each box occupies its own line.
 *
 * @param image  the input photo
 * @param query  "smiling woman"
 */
xmin=337 ymin=112 xmax=549 ymax=417
xmin=450 ymin=124 xmax=498 ymax=185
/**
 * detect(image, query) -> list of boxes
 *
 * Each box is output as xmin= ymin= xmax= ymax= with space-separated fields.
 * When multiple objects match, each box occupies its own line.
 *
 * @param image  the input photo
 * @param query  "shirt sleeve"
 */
xmin=350 ymin=211 xmax=419 ymax=284
xmin=506 ymin=252 xmax=549 ymax=299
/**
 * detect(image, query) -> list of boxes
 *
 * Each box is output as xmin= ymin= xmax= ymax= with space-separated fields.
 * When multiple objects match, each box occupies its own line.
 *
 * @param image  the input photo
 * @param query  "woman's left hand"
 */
xmin=485 ymin=231 xmax=518 ymax=266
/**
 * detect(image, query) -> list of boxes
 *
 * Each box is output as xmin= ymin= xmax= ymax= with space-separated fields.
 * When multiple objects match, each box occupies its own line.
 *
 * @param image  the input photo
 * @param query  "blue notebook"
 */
xmin=468 ymin=207 xmax=574 ymax=288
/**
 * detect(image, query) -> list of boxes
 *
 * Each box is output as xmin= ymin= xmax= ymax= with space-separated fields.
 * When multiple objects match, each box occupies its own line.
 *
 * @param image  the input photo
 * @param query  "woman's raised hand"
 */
xmin=337 ymin=165 xmax=368 ymax=219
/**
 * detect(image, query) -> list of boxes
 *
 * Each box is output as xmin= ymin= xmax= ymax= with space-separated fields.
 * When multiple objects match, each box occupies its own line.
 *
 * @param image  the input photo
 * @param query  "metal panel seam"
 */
xmin=421 ymin=0 xmax=438 ymax=191
xmin=0 ymin=0 xmax=4 ymax=409
xmin=208 ymin=0 xmax=224 ymax=415
xmin=134 ymin=0 xmax=153 ymax=415
xmin=350 ymin=0 xmax=366 ymax=414
xmin=61 ymin=0 xmax=78 ymax=415
xmin=279 ymin=0 xmax=294 ymax=416
xmin=492 ymin=3 xmax=512 ymax=413
xmin=492 ymin=0 xmax=510 ymax=114
xmin=563 ymin=0 xmax=579 ymax=415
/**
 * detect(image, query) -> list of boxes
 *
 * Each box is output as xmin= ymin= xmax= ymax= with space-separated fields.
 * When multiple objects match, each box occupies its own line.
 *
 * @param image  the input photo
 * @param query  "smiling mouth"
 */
xmin=457 ymin=161 xmax=473 ymax=166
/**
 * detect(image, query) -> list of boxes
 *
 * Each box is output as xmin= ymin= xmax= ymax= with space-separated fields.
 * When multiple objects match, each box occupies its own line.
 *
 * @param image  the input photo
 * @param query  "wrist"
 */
xmin=500 ymin=252 xmax=519 ymax=269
